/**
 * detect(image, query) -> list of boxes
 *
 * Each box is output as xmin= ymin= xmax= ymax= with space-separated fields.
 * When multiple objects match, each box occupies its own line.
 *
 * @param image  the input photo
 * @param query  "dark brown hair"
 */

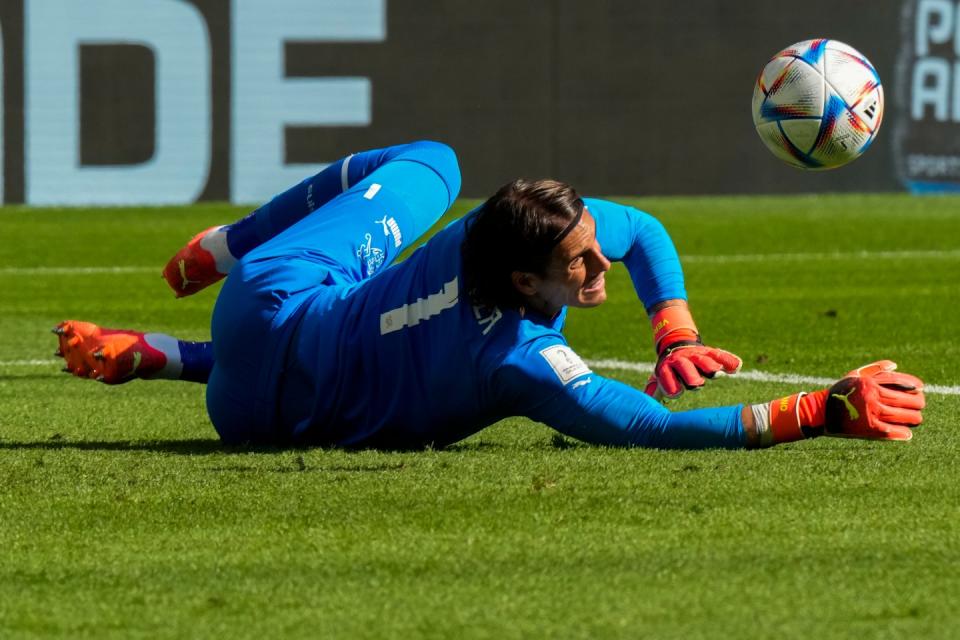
xmin=461 ymin=179 xmax=584 ymax=309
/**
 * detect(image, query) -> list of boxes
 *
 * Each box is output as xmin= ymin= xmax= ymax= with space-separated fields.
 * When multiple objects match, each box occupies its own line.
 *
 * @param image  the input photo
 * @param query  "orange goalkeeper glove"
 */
xmin=752 ymin=360 xmax=925 ymax=446
xmin=643 ymin=304 xmax=742 ymax=398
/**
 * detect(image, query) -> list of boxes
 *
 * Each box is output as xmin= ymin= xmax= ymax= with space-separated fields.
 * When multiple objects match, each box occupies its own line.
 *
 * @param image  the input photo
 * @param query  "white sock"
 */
xmin=198 ymin=226 xmax=238 ymax=275
xmin=143 ymin=333 xmax=184 ymax=379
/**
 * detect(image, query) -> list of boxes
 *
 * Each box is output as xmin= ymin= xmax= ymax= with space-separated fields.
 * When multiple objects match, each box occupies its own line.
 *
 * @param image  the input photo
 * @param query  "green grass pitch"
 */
xmin=1 ymin=194 xmax=959 ymax=638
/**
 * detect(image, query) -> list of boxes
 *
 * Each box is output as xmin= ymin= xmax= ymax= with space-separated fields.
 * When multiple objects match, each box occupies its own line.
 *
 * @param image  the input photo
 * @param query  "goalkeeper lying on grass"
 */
xmin=53 ymin=141 xmax=925 ymax=449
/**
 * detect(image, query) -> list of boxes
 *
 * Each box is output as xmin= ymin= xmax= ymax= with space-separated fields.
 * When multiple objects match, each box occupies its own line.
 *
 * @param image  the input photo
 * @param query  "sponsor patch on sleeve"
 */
xmin=539 ymin=345 xmax=592 ymax=385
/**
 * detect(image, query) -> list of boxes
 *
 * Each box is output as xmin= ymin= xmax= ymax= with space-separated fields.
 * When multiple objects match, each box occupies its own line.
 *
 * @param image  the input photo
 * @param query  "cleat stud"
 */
xmin=54 ymin=350 xmax=63 ymax=357
xmin=96 ymin=375 xmax=106 ymax=382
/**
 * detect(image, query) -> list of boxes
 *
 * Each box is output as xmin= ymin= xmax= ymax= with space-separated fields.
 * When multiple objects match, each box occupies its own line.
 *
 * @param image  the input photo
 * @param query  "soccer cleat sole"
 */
xmin=52 ymin=320 xmax=165 ymax=384
xmin=162 ymin=226 xmax=228 ymax=298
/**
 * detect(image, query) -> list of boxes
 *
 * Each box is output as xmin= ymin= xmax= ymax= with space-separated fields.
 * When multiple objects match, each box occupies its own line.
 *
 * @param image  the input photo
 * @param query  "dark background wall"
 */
xmin=370 ymin=1 xmax=906 ymax=197
xmin=0 ymin=1 xmax=927 ymax=202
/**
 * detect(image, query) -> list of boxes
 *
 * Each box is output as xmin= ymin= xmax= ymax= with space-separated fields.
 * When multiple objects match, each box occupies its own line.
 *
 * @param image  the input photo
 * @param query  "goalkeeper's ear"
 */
xmin=510 ymin=270 xmax=540 ymax=298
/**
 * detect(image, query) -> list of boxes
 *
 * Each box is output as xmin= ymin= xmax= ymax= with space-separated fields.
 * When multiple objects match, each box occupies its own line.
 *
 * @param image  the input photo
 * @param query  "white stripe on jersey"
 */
xmin=341 ymin=154 xmax=353 ymax=191
xmin=380 ymin=278 xmax=459 ymax=335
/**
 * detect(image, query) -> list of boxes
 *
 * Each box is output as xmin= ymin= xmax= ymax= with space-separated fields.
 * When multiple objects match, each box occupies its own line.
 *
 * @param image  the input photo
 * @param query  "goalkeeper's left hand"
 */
xmin=751 ymin=360 xmax=925 ymax=446
xmin=642 ymin=303 xmax=742 ymax=399
xmin=822 ymin=360 xmax=925 ymax=440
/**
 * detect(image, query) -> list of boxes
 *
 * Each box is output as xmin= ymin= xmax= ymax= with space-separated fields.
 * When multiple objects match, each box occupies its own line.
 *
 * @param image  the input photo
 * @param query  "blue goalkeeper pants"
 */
xmin=205 ymin=141 xmax=461 ymax=444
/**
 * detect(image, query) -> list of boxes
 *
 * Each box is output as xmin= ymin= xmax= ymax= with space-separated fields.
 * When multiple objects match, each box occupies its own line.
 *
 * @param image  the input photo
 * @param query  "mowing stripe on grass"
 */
xmin=2 ymin=248 xmax=958 ymax=276
xmin=4 ymin=357 xmax=959 ymax=395
xmin=0 ymin=266 xmax=157 ymax=275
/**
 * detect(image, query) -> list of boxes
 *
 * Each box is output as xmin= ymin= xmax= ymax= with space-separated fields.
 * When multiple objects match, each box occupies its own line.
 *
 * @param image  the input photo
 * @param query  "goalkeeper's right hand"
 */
xmin=749 ymin=360 xmax=925 ymax=446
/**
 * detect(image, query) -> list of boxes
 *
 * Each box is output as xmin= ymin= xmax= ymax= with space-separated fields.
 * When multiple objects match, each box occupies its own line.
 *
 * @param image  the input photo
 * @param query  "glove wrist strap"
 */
xmin=769 ymin=392 xmax=806 ymax=444
xmin=798 ymin=389 xmax=828 ymax=429
xmin=650 ymin=305 xmax=700 ymax=354
xmin=751 ymin=392 xmax=826 ymax=447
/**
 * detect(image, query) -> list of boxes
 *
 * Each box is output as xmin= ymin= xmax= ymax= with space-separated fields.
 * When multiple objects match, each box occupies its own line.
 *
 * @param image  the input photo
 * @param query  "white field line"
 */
xmin=586 ymin=358 xmax=960 ymax=396
xmin=681 ymin=248 xmax=960 ymax=264
xmin=0 ymin=248 xmax=957 ymax=276
xmin=4 ymin=356 xmax=960 ymax=396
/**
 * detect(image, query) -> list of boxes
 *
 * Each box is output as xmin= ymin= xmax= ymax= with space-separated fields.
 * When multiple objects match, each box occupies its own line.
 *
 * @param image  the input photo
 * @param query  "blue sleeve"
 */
xmin=585 ymin=197 xmax=687 ymax=311
xmin=493 ymin=338 xmax=746 ymax=449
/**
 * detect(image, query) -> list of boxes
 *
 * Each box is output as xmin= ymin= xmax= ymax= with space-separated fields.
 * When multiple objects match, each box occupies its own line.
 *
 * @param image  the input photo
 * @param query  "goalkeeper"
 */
xmin=54 ymin=141 xmax=925 ymax=449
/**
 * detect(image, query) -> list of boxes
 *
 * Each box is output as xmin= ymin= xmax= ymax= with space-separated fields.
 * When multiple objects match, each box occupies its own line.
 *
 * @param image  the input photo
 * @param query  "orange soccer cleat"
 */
xmin=52 ymin=321 xmax=169 ymax=384
xmin=162 ymin=225 xmax=234 ymax=298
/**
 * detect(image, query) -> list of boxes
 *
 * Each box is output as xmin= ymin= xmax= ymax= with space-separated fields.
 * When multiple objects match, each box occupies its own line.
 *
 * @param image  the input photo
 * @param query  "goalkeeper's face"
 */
xmin=520 ymin=208 xmax=611 ymax=316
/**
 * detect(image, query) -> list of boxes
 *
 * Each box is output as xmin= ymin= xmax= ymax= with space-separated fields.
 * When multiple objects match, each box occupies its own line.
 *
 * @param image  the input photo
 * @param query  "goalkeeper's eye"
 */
xmin=569 ymin=256 xmax=584 ymax=269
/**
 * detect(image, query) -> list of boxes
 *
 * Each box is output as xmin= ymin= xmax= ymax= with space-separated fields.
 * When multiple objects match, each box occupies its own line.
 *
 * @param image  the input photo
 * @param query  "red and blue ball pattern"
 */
xmin=752 ymin=39 xmax=884 ymax=170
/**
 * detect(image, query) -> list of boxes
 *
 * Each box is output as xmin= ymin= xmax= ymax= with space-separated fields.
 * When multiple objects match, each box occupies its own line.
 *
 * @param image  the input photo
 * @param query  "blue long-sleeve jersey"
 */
xmin=274 ymin=212 xmax=743 ymax=449
xmin=207 ymin=141 xmax=745 ymax=449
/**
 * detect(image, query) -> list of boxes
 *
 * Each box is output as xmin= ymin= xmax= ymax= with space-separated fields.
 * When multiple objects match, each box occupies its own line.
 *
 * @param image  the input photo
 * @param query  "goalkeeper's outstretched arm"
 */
xmin=586 ymin=198 xmax=742 ymax=399
xmin=496 ymin=350 xmax=924 ymax=449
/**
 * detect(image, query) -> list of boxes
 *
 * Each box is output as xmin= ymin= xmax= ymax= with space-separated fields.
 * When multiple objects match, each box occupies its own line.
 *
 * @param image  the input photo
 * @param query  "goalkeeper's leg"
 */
xmin=198 ymin=143 xmax=458 ymax=445
xmin=53 ymin=320 xmax=213 ymax=384
xmin=162 ymin=141 xmax=461 ymax=296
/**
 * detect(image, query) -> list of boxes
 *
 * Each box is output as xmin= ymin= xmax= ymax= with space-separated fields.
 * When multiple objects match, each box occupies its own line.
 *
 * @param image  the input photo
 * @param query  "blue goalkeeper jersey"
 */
xmin=274 ymin=198 xmax=744 ymax=450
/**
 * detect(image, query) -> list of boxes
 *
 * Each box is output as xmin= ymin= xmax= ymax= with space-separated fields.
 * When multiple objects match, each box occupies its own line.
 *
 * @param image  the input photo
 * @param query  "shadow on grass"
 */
xmin=0 ymin=434 xmax=598 ymax=457
xmin=443 ymin=440 xmax=509 ymax=453
xmin=206 ymin=460 xmax=409 ymax=474
xmin=0 ymin=439 xmax=424 ymax=474
xmin=0 ymin=438 xmax=230 ymax=456
xmin=0 ymin=438 xmax=446 ymax=457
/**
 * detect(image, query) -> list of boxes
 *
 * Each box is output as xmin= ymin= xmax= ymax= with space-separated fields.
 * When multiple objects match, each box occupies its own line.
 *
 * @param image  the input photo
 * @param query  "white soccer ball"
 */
xmin=752 ymin=39 xmax=884 ymax=170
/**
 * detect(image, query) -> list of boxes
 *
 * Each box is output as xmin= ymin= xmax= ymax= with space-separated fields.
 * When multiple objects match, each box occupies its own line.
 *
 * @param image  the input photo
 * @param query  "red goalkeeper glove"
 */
xmin=643 ymin=304 xmax=742 ymax=398
xmin=753 ymin=360 xmax=925 ymax=446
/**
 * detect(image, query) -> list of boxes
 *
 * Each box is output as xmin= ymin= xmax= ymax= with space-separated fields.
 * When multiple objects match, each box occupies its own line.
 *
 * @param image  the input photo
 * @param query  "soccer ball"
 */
xmin=752 ymin=39 xmax=884 ymax=170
